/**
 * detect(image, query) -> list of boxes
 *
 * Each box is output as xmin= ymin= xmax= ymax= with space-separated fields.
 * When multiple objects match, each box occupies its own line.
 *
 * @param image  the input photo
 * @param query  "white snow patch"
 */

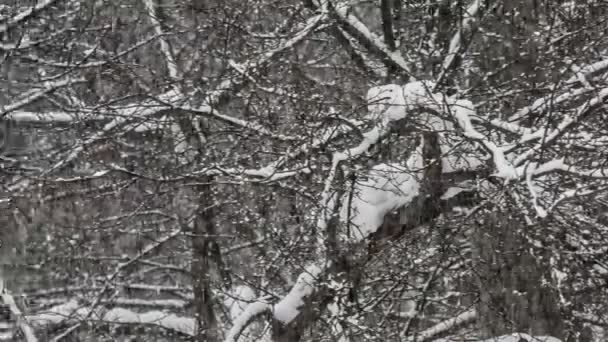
xmin=478 ymin=334 xmax=562 ymax=342
xmin=103 ymin=308 xmax=195 ymax=335
xmin=225 ymin=285 xmax=257 ymax=321
xmin=341 ymin=163 xmax=420 ymax=241
xmin=366 ymin=84 xmax=407 ymax=122
xmin=27 ymin=300 xmax=85 ymax=325
xmin=273 ymin=264 xmax=322 ymax=323
xmin=28 ymin=300 xmax=194 ymax=336
xmin=366 ymin=81 xmax=436 ymax=124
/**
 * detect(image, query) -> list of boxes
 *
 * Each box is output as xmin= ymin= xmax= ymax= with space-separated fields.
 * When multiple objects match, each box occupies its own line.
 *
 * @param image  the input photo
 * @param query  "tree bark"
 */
xmin=191 ymin=176 xmax=219 ymax=342
xmin=474 ymin=210 xmax=564 ymax=339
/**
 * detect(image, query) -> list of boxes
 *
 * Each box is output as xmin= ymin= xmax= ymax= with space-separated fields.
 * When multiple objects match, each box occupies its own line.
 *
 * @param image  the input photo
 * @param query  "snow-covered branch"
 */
xmin=0 ymin=0 xmax=60 ymax=34
xmin=142 ymin=0 xmax=179 ymax=80
xmin=224 ymin=301 xmax=271 ymax=342
xmin=78 ymin=228 xmax=183 ymax=323
xmin=1 ymin=292 xmax=38 ymax=342
xmin=0 ymin=76 xmax=87 ymax=118
xmin=513 ymin=87 xmax=608 ymax=166
xmin=566 ymin=58 xmax=608 ymax=84
xmin=436 ymin=0 xmax=483 ymax=85
xmin=410 ymin=309 xmax=477 ymax=342
xmin=509 ymin=56 xmax=608 ymax=123
xmin=27 ymin=300 xmax=195 ymax=336
xmin=332 ymin=2 xmax=413 ymax=77
xmin=44 ymin=13 xmax=325 ymax=173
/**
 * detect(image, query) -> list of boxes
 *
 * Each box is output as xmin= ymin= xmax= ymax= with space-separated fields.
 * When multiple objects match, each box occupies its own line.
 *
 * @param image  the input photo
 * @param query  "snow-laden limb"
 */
xmin=547 ymin=186 xmax=606 ymax=214
xmin=517 ymin=158 xmax=608 ymax=179
xmin=228 ymin=81 xmax=496 ymax=342
xmin=436 ymin=0 xmax=483 ymax=84
xmin=0 ymin=29 xmax=70 ymax=50
xmin=367 ymin=84 xmax=408 ymax=122
xmin=225 ymin=285 xmax=257 ymax=319
xmin=0 ymin=76 xmax=87 ymax=118
xmin=327 ymin=297 xmax=351 ymax=342
xmin=47 ymin=88 xmax=182 ymax=173
xmin=110 ymin=298 xmax=187 ymax=309
xmin=5 ymin=111 xmax=86 ymax=123
xmin=566 ymin=58 xmax=608 ymax=84
xmin=224 ymin=301 xmax=272 ymax=342
xmin=335 ymin=26 xmax=388 ymax=79
xmin=202 ymin=11 xmax=326 ymax=107
xmin=224 ymin=265 xmax=324 ymax=342
xmin=0 ymin=0 xmax=60 ymax=34
xmin=142 ymin=0 xmax=179 ymax=80
xmin=27 ymin=300 xmax=83 ymax=326
xmin=318 ymin=82 xmax=430 ymax=245
xmin=1 ymin=292 xmax=38 ymax=342
xmin=509 ymin=88 xmax=592 ymax=124
xmin=478 ymin=334 xmax=562 ymax=342
xmin=409 ymin=309 xmax=476 ymax=342
xmin=27 ymin=300 xmax=195 ymax=336
xmin=273 ymin=264 xmax=323 ymax=323
xmin=223 ymin=285 xmax=271 ymax=342
xmin=524 ymin=162 xmax=548 ymax=218
xmin=141 ymin=0 xmax=192 ymax=163
xmin=514 ymin=87 xmax=608 ymax=167
xmin=333 ymin=3 xmax=413 ymax=76
xmin=369 ymin=81 xmax=517 ymax=179
xmin=179 ymin=102 xmax=299 ymax=143
xmin=45 ymin=13 xmax=324 ymax=173
xmin=78 ymin=228 xmax=183 ymax=324
xmin=103 ymin=308 xmax=195 ymax=335
xmin=481 ymin=117 xmax=534 ymax=137
xmin=450 ymin=100 xmax=518 ymax=178
xmin=340 ymin=162 xmax=421 ymax=241
xmin=366 ymin=81 xmax=438 ymax=123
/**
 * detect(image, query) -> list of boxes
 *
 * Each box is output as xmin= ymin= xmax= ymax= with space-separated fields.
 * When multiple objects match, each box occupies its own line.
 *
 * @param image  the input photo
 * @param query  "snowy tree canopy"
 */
xmin=0 ymin=0 xmax=606 ymax=341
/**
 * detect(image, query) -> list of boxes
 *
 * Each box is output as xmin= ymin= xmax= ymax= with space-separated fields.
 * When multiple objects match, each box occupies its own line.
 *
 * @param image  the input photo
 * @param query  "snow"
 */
xmin=478 ymin=334 xmax=562 ymax=342
xmin=367 ymin=84 xmax=407 ymax=122
xmin=451 ymin=99 xmax=517 ymax=179
xmin=5 ymin=111 xmax=76 ymax=122
xmin=366 ymin=81 xmax=437 ymax=124
xmin=273 ymin=264 xmax=322 ymax=323
xmin=1 ymin=292 xmax=38 ymax=342
xmin=412 ymin=309 xmax=476 ymax=341
xmin=223 ymin=285 xmax=272 ymax=342
xmin=224 ymin=301 xmax=272 ymax=342
xmin=143 ymin=0 xmax=180 ymax=80
xmin=225 ymin=286 xmax=257 ymax=321
xmin=442 ymin=150 xmax=484 ymax=173
xmin=514 ymin=87 xmax=608 ymax=167
xmin=432 ymin=334 xmax=561 ymax=342
xmin=0 ymin=0 xmax=58 ymax=33
xmin=436 ymin=0 xmax=482 ymax=83
xmin=0 ymin=76 xmax=86 ymax=118
xmin=566 ymin=58 xmax=608 ymax=84
xmin=104 ymin=308 xmax=195 ymax=335
xmin=334 ymin=3 xmax=412 ymax=74
xmin=368 ymin=81 xmax=518 ymax=179
xmin=509 ymin=87 xmax=591 ymax=123
xmin=27 ymin=300 xmax=88 ymax=325
xmin=341 ymin=163 xmax=420 ymax=241
xmin=343 ymin=81 xmax=522 ymax=241
xmin=28 ymin=300 xmax=195 ymax=336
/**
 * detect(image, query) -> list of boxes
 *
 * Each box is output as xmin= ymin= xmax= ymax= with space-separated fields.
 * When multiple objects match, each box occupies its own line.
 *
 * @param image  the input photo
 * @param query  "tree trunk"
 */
xmin=474 ymin=210 xmax=564 ymax=339
xmin=192 ymin=177 xmax=219 ymax=342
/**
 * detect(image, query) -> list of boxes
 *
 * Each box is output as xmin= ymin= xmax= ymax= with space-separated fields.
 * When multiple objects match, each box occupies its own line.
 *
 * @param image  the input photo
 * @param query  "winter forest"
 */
xmin=0 ymin=0 xmax=607 ymax=341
